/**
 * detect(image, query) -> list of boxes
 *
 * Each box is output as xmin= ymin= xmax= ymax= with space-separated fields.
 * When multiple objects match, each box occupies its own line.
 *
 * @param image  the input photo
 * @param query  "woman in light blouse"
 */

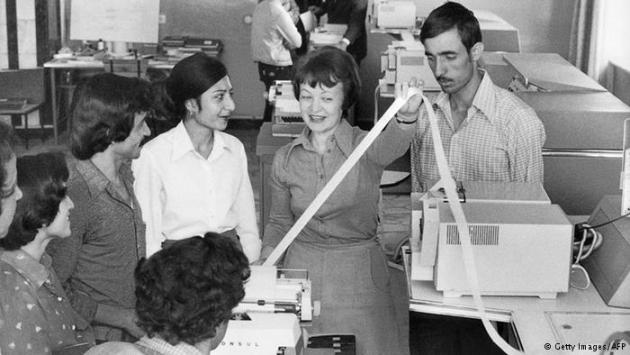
xmin=262 ymin=46 xmax=416 ymax=355
xmin=251 ymin=0 xmax=302 ymax=122
xmin=133 ymin=53 xmax=261 ymax=261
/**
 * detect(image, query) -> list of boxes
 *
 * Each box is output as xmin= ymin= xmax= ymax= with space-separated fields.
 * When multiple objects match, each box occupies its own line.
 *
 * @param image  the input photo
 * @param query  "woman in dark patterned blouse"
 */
xmin=0 ymin=121 xmax=20 ymax=240
xmin=0 ymin=152 xmax=94 ymax=354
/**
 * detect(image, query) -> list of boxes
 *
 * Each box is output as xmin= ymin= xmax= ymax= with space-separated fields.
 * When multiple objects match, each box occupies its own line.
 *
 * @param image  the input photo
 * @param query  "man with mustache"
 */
xmin=399 ymin=1 xmax=545 ymax=192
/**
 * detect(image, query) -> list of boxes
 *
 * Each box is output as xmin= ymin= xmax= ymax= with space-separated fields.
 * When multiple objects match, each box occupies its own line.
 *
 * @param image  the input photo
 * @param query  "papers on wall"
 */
xmin=70 ymin=0 xmax=160 ymax=43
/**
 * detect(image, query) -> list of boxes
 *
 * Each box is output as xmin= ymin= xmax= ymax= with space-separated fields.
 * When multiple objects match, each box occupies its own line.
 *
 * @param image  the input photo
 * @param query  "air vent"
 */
xmin=446 ymin=225 xmax=499 ymax=245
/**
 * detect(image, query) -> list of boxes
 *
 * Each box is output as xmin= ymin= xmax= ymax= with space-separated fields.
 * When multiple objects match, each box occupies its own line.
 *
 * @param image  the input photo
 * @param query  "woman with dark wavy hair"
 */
xmin=86 ymin=232 xmax=250 ymax=355
xmin=0 ymin=152 xmax=94 ymax=354
xmin=0 ymin=121 xmax=20 ymax=239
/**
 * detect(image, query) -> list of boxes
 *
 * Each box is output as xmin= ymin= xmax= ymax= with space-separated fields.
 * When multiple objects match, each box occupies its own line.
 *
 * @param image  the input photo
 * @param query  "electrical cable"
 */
xmin=570 ymin=226 xmax=593 ymax=290
xmin=585 ymin=210 xmax=630 ymax=229
xmin=570 ymin=222 xmax=604 ymax=289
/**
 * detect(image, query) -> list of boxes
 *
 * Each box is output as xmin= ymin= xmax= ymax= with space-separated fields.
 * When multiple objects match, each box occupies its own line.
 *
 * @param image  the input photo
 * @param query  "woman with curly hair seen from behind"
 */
xmin=0 ymin=152 xmax=94 ymax=354
xmin=86 ymin=232 xmax=250 ymax=355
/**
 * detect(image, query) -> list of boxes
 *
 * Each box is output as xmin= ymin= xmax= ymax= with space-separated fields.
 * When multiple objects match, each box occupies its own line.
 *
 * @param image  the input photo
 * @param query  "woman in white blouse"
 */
xmin=132 ymin=53 xmax=261 ymax=261
xmin=251 ymin=0 xmax=302 ymax=122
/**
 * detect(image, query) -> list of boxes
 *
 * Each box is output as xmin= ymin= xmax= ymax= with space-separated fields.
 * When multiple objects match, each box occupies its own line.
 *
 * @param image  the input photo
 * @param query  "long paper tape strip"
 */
xmin=263 ymin=87 xmax=523 ymax=354
xmin=263 ymin=87 xmax=422 ymax=266
xmin=423 ymin=94 xmax=523 ymax=355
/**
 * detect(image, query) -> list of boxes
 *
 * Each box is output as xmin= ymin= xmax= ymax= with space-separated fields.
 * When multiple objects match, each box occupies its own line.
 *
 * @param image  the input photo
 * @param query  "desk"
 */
xmin=309 ymin=24 xmax=347 ymax=51
xmin=43 ymin=58 xmax=177 ymax=144
xmin=404 ymin=248 xmax=630 ymax=354
xmin=256 ymin=122 xmax=293 ymax=227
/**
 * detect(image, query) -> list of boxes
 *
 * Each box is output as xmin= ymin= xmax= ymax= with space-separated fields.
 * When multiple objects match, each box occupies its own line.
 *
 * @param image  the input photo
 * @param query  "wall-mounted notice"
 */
xmin=70 ymin=0 xmax=160 ymax=43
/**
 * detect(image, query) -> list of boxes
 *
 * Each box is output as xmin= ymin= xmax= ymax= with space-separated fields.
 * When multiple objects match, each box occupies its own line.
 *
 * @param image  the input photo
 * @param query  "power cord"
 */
xmin=587 ymin=210 xmax=630 ymax=229
xmin=570 ymin=223 xmax=602 ymax=289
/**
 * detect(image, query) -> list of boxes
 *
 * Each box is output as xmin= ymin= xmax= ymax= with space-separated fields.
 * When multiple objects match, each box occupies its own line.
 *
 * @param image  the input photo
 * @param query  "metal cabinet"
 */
xmin=517 ymin=91 xmax=630 ymax=215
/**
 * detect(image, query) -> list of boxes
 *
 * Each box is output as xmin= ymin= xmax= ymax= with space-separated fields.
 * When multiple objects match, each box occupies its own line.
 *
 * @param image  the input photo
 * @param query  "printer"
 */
xmin=372 ymin=0 xmax=417 ymax=30
xmin=381 ymin=41 xmax=440 ymax=91
xmin=161 ymin=36 xmax=222 ymax=57
xmin=213 ymin=266 xmax=314 ymax=355
xmin=269 ymin=80 xmax=304 ymax=137
xmin=410 ymin=181 xmax=574 ymax=299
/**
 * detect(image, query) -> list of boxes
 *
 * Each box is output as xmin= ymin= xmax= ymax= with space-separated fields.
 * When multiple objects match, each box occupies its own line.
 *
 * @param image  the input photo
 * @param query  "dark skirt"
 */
xmin=284 ymin=239 xmax=406 ymax=355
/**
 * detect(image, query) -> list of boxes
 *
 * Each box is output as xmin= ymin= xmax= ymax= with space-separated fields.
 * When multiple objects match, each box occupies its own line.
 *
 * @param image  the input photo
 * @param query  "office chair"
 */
xmin=0 ymin=68 xmax=46 ymax=148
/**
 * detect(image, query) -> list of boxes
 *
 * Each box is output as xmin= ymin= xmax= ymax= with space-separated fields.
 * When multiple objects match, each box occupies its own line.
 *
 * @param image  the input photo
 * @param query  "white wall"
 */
xmin=411 ymin=0 xmax=575 ymax=57
xmin=16 ymin=0 xmax=36 ymax=68
xmin=0 ymin=0 xmax=7 ymax=69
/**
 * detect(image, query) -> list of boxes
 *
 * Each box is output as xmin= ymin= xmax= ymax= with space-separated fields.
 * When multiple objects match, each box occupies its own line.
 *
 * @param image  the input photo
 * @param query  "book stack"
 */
xmin=0 ymin=98 xmax=27 ymax=111
xmin=161 ymin=36 xmax=223 ymax=58
xmin=183 ymin=37 xmax=222 ymax=57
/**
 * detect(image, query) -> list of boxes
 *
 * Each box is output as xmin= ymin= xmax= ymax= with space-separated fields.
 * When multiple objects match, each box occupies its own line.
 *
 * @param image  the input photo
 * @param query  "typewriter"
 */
xmin=269 ymin=81 xmax=305 ymax=137
xmin=213 ymin=266 xmax=314 ymax=355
